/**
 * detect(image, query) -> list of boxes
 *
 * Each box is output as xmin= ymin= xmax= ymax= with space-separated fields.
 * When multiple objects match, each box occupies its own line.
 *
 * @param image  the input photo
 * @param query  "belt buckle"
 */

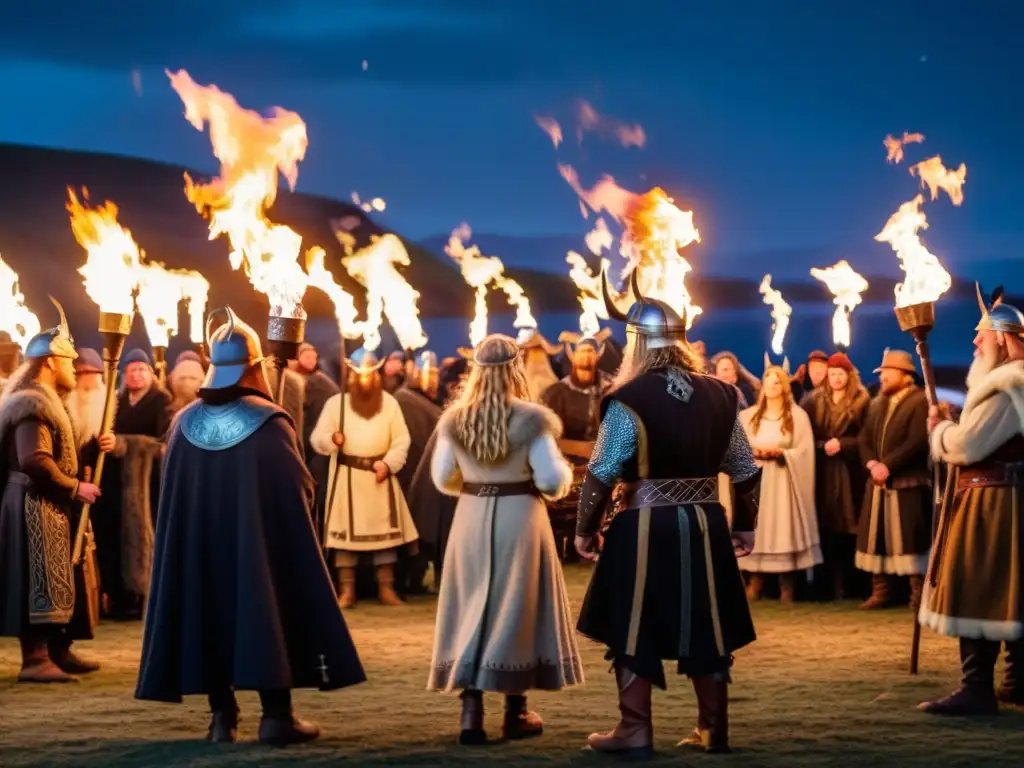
xmin=478 ymin=484 xmax=499 ymax=497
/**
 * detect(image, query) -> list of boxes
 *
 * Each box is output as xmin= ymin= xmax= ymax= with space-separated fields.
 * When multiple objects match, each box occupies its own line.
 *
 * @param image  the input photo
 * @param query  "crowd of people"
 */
xmin=0 ymin=281 xmax=1021 ymax=755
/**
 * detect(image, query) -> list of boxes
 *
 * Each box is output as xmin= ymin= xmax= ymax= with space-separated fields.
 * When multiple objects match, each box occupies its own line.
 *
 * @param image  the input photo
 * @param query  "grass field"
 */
xmin=1 ymin=563 xmax=1022 ymax=766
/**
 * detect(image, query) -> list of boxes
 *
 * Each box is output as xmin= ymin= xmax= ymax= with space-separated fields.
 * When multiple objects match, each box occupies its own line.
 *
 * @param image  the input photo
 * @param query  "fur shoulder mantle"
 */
xmin=962 ymin=360 xmax=1024 ymax=419
xmin=439 ymin=399 xmax=563 ymax=451
xmin=0 ymin=381 xmax=78 ymax=476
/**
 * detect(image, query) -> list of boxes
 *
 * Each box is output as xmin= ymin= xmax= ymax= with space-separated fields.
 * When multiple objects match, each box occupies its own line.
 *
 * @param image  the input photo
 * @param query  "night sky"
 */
xmin=0 ymin=1 xmax=1020 ymax=282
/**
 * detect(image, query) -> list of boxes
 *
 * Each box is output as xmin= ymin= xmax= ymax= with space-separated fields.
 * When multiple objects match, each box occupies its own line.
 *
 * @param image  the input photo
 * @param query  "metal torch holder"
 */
xmin=894 ymin=300 xmax=938 ymax=677
xmin=72 ymin=311 xmax=133 ymax=565
xmin=267 ymin=315 xmax=306 ymax=406
xmin=153 ymin=345 xmax=167 ymax=389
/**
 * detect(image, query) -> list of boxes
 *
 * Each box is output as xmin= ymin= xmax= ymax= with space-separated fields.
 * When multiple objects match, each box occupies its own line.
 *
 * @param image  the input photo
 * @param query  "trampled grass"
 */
xmin=1 ymin=564 xmax=1021 ymax=766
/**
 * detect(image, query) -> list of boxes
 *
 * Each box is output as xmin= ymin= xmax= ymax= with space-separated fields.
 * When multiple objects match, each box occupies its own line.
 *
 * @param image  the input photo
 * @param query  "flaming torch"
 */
xmin=66 ymin=188 xmax=140 ymax=565
xmin=168 ymin=69 xmax=311 ymax=404
xmin=0 ymin=254 xmax=41 ymax=348
xmin=135 ymin=263 xmax=210 ymax=387
xmin=810 ymin=260 xmax=869 ymax=350
xmin=759 ymin=274 xmax=791 ymax=359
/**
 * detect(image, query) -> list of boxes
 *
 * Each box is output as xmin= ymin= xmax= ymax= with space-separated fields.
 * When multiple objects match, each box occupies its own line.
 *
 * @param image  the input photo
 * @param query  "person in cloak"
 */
xmin=0 ymin=300 xmax=103 ymax=682
xmin=265 ymin=360 xmax=306 ymax=459
xmin=519 ymin=330 xmax=560 ymax=402
xmin=429 ymin=333 xmax=583 ymax=745
xmin=855 ymin=349 xmax=931 ymax=610
xmin=167 ymin=350 xmax=205 ymax=415
xmin=311 ymin=347 xmax=418 ymax=608
xmin=92 ymin=348 xmax=172 ymax=620
xmin=919 ymin=285 xmax=1024 ymax=714
xmin=794 ymin=350 xmax=829 ymax=403
xmin=409 ymin=349 xmax=442 ymax=405
xmin=290 ymin=342 xmax=339 ymax=541
xmin=135 ymin=306 xmax=365 ymax=745
xmin=575 ymin=273 xmax=761 ymax=756
xmin=392 ymin=350 xmax=442 ymax=594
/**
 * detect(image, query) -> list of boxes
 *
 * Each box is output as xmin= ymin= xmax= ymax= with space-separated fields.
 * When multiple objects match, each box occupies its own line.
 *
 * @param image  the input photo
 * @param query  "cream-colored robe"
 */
xmin=738 ymin=404 xmax=822 ymax=573
xmin=311 ymin=390 xmax=418 ymax=552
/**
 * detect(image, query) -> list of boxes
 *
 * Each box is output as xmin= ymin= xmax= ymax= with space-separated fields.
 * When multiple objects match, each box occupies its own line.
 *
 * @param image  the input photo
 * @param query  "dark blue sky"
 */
xmin=0 ymin=1 xmax=1020 ymax=280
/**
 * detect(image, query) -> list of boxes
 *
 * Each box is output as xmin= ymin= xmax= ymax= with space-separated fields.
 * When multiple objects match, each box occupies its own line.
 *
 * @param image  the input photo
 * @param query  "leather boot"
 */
xmin=586 ymin=663 xmax=655 ymax=758
xmin=678 ymin=675 xmax=730 ymax=753
xmin=336 ymin=566 xmax=357 ymax=609
xmin=18 ymin=635 xmax=77 ymax=683
xmin=502 ymin=693 xmax=543 ymax=740
xmin=919 ymin=638 xmax=999 ymax=715
xmin=908 ymin=575 xmax=924 ymax=613
xmin=459 ymin=689 xmax=487 ymax=745
xmin=745 ymin=573 xmax=764 ymax=602
xmin=997 ymin=641 xmax=1024 ymax=706
xmin=860 ymin=575 xmax=891 ymax=609
xmin=376 ymin=563 xmax=403 ymax=606
xmin=258 ymin=689 xmax=320 ymax=746
xmin=49 ymin=638 xmax=100 ymax=675
xmin=779 ymin=573 xmax=796 ymax=605
xmin=207 ymin=691 xmax=239 ymax=744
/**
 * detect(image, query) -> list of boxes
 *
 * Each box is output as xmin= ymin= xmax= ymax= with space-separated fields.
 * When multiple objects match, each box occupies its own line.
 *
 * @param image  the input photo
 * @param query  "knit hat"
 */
xmin=74 ymin=348 xmax=104 ymax=374
xmin=807 ymin=350 xmax=829 ymax=364
xmin=826 ymin=352 xmax=854 ymax=372
xmin=122 ymin=348 xmax=152 ymax=368
xmin=174 ymin=350 xmax=203 ymax=367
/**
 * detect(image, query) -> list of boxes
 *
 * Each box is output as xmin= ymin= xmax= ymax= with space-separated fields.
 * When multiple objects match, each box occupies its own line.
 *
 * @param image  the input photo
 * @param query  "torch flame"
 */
xmin=305 ymin=247 xmax=360 ymax=339
xmin=167 ymin=68 xmax=310 ymax=320
xmin=66 ymin=188 xmax=141 ymax=315
xmin=445 ymin=223 xmax=536 ymax=347
xmin=135 ymin=263 xmax=210 ymax=348
xmin=884 ymin=131 xmax=925 ymax=164
xmin=759 ymin=274 xmax=791 ymax=356
xmin=810 ymin=260 xmax=869 ymax=348
xmin=341 ymin=234 xmax=428 ymax=352
xmin=567 ymin=251 xmax=609 ymax=338
xmin=0 ymin=254 xmax=41 ymax=348
xmin=621 ymin=188 xmax=702 ymax=329
xmin=909 ymin=155 xmax=967 ymax=206
xmin=534 ymin=115 xmax=563 ymax=148
xmin=875 ymin=195 xmax=952 ymax=307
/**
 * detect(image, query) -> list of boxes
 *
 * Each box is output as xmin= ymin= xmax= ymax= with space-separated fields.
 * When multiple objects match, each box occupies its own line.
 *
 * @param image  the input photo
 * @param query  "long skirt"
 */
xmin=428 ymin=492 xmax=584 ymax=692
xmin=577 ymin=503 xmax=755 ymax=689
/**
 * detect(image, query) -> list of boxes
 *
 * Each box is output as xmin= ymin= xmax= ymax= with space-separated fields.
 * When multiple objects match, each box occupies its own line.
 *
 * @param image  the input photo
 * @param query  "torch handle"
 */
xmin=913 ymin=336 xmax=939 ymax=407
xmin=72 ymin=342 xmax=125 ymax=565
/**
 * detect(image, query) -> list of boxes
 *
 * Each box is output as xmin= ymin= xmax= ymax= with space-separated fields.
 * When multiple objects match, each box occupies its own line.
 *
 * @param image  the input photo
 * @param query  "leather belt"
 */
xmin=338 ymin=453 xmax=385 ymax=471
xmin=616 ymin=477 xmax=719 ymax=511
xmin=957 ymin=462 xmax=1024 ymax=490
xmin=462 ymin=481 xmax=538 ymax=498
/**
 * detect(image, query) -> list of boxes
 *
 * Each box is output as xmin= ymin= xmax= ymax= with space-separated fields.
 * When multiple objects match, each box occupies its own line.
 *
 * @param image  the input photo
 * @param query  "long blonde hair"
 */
xmin=750 ymin=365 xmax=795 ymax=436
xmin=452 ymin=335 xmax=529 ymax=465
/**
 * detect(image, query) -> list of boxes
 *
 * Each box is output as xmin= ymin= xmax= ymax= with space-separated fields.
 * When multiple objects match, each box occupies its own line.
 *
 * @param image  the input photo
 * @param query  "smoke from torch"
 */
xmin=759 ymin=274 xmax=791 ymax=356
xmin=810 ymin=260 xmax=869 ymax=349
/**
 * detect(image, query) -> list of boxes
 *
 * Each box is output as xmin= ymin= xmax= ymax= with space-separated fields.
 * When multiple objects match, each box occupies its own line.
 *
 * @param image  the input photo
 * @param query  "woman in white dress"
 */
xmin=428 ymin=334 xmax=584 ymax=745
xmin=738 ymin=365 xmax=821 ymax=602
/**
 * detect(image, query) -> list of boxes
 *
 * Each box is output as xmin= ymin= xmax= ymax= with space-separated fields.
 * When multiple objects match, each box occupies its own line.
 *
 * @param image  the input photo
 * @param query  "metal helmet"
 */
xmin=417 ymin=350 xmax=438 ymax=373
xmin=601 ymin=266 xmax=687 ymax=349
xmin=346 ymin=348 xmax=386 ymax=374
xmin=203 ymin=306 xmax=265 ymax=390
xmin=24 ymin=297 xmax=78 ymax=361
xmin=976 ymin=283 xmax=1024 ymax=336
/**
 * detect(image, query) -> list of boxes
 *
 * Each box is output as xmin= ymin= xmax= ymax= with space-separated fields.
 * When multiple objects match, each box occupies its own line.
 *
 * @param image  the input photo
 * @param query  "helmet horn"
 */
xmin=976 ymin=282 xmax=990 ymax=318
xmin=601 ymin=265 xmax=629 ymax=323
xmin=49 ymin=296 xmax=70 ymax=339
xmin=992 ymin=285 xmax=1005 ymax=309
xmin=629 ymin=268 xmax=643 ymax=304
xmin=204 ymin=306 xmax=238 ymax=347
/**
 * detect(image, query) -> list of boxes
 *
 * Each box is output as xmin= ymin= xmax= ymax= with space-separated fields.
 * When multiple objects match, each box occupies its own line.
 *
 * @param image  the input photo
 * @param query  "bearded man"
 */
xmin=542 ymin=338 xmax=613 ymax=450
xmin=0 ymin=300 xmax=102 ymax=682
xmin=92 ymin=348 xmax=173 ymax=620
xmin=66 ymin=348 xmax=106 ymax=450
xmin=311 ymin=348 xmax=418 ymax=608
xmin=918 ymin=286 xmax=1024 ymax=715
xmin=136 ymin=307 xmax=365 ymax=745
xmin=574 ymin=272 xmax=761 ymax=756
xmin=855 ymin=349 xmax=931 ymax=610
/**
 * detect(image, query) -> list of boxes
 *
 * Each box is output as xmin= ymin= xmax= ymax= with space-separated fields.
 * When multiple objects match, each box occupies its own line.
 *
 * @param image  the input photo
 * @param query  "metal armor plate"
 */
xmin=179 ymin=398 xmax=279 ymax=451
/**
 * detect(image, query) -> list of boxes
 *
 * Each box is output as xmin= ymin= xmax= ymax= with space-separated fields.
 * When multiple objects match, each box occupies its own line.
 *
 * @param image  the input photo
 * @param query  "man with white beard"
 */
xmin=66 ymin=349 xmax=106 ymax=450
xmin=919 ymin=285 xmax=1024 ymax=715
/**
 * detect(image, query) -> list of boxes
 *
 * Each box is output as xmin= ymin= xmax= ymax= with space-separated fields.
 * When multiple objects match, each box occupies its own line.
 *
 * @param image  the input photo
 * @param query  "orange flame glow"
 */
xmin=445 ymin=223 xmax=536 ymax=347
xmin=0 ymin=254 xmax=41 ymax=348
xmin=759 ymin=274 xmax=791 ymax=355
xmin=305 ymin=247 xmax=360 ymax=339
xmin=534 ymin=115 xmax=563 ymax=148
xmin=576 ymin=100 xmax=646 ymax=148
xmin=167 ymin=69 xmax=310 ymax=320
xmin=884 ymin=131 xmax=925 ymax=164
xmin=558 ymin=164 xmax=639 ymax=222
xmin=875 ymin=195 xmax=952 ymax=307
xmin=135 ymin=263 xmax=210 ymax=347
xmin=810 ymin=260 xmax=869 ymax=348
xmin=909 ymin=155 xmax=967 ymax=206
xmin=66 ymin=188 xmax=142 ymax=315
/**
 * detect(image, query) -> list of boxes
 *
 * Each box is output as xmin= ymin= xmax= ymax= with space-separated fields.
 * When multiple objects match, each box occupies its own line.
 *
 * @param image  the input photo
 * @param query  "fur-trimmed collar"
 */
xmin=962 ymin=359 xmax=1024 ymax=420
xmin=0 ymin=375 xmax=78 ymax=476
xmin=439 ymin=398 xmax=563 ymax=456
